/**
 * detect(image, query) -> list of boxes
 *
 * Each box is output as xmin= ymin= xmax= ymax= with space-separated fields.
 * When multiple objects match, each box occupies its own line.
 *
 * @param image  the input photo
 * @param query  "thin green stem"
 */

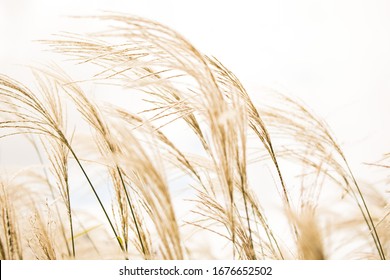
xmin=344 ymin=161 xmax=385 ymax=260
xmin=66 ymin=145 xmax=125 ymax=253
xmin=116 ymin=166 xmax=147 ymax=257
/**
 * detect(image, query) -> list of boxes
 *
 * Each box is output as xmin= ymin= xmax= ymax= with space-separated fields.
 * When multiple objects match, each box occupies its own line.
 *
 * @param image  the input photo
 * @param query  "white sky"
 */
xmin=1 ymin=0 xmax=390 ymax=178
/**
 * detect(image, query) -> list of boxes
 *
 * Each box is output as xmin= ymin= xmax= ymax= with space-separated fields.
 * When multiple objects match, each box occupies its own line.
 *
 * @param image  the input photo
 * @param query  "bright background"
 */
xmin=1 ymin=0 xmax=389 ymax=182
